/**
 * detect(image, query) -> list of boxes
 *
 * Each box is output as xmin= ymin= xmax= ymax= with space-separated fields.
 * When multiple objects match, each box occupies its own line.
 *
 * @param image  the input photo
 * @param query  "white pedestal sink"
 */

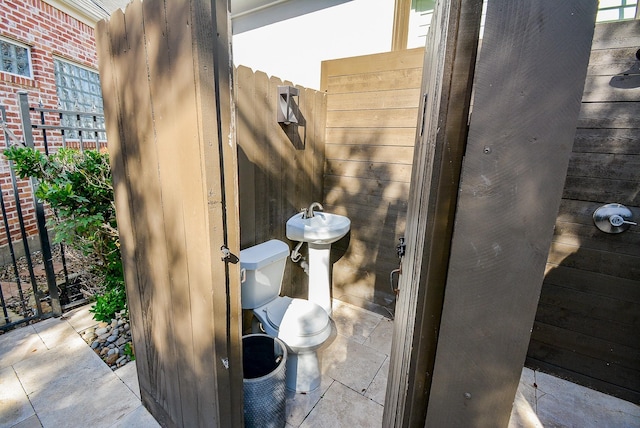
xmin=286 ymin=212 xmax=350 ymax=316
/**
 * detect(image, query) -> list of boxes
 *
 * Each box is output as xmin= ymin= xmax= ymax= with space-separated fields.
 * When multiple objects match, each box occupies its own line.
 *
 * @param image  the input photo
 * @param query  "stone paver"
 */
xmin=0 ymin=305 xmax=159 ymax=428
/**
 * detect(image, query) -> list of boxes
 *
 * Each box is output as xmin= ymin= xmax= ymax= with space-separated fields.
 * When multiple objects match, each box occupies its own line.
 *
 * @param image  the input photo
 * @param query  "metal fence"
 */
xmin=0 ymin=91 xmax=107 ymax=331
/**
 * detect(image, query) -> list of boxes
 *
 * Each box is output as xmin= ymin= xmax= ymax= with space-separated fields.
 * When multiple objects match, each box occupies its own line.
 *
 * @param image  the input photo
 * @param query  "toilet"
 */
xmin=240 ymin=239 xmax=332 ymax=393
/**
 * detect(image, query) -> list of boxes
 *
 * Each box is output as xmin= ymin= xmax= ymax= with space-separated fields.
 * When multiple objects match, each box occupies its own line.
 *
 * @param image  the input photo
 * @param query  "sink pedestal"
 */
xmin=286 ymin=210 xmax=350 ymax=317
xmin=307 ymin=242 xmax=332 ymax=316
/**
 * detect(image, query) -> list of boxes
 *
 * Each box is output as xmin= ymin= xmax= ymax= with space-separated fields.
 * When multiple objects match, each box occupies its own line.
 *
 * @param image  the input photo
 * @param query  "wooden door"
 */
xmin=384 ymin=1 xmax=598 ymax=426
xmin=96 ymin=1 xmax=243 ymax=427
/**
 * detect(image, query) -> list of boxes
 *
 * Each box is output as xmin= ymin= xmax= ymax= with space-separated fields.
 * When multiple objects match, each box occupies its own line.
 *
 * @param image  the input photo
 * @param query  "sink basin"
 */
xmin=286 ymin=212 xmax=350 ymax=244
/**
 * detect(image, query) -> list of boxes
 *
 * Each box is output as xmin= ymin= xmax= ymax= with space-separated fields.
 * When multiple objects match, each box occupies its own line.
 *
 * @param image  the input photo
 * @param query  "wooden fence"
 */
xmin=317 ymin=23 xmax=639 ymax=404
xmin=320 ymin=48 xmax=424 ymax=309
xmin=527 ymin=19 xmax=640 ymax=404
xmin=236 ymin=65 xmax=326 ymax=299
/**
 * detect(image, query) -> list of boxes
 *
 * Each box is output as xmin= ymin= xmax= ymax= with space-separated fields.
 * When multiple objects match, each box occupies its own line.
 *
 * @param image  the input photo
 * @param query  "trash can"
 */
xmin=242 ymin=334 xmax=288 ymax=428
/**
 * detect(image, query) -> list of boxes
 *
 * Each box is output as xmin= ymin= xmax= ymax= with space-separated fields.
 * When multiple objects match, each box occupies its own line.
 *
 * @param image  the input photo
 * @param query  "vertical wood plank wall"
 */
xmin=320 ymin=48 xmax=424 ymax=308
xmin=527 ymin=19 xmax=640 ymax=405
xmin=236 ymin=65 xmax=326 ymax=298
xmin=96 ymin=0 xmax=243 ymax=426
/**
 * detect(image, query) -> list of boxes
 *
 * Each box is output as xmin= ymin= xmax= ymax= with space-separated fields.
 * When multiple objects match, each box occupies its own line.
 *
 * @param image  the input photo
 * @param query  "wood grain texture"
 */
xmin=322 ymin=49 xmax=423 ymax=311
xmin=235 ymin=66 xmax=326 ymax=298
xmin=96 ymin=1 xmax=242 ymax=426
xmin=529 ymin=13 xmax=640 ymax=409
xmin=424 ymin=1 xmax=598 ymax=427
xmin=320 ymin=48 xmax=424 ymax=90
xmin=383 ymin=0 xmax=484 ymax=426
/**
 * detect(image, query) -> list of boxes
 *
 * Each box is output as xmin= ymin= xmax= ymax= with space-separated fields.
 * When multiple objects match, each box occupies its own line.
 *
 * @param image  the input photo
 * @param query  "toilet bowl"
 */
xmin=240 ymin=239 xmax=331 ymax=392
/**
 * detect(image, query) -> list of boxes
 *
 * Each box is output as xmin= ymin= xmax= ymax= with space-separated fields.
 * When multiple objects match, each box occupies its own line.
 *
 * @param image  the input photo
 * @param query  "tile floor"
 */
xmin=292 ymin=299 xmax=640 ymax=427
xmin=0 ymin=305 xmax=158 ymax=428
xmin=1 ymin=301 xmax=639 ymax=427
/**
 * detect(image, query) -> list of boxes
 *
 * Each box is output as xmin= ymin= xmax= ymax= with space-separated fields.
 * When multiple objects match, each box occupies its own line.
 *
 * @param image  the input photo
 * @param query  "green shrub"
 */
xmin=89 ymin=286 xmax=127 ymax=322
xmin=3 ymin=146 xmax=126 ymax=320
xmin=123 ymin=341 xmax=135 ymax=360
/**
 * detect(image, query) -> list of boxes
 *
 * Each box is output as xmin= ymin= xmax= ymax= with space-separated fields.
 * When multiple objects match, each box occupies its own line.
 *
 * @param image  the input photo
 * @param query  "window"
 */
xmin=596 ymin=0 xmax=638 ymax=22
xmin=53 ymin=58 xmax=105 ymax=140
xmin=0 ymin=37 xmax=32 ymax=78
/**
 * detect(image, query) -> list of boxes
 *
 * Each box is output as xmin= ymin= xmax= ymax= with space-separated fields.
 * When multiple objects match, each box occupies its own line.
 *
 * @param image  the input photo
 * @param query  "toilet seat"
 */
xmin=256 ymin=296 xmax=331 ymax=349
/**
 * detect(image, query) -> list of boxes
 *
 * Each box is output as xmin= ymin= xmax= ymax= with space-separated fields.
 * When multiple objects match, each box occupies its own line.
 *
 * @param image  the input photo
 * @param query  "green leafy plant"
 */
xmin=123 ymin=341 xmax=135 ymax=361
xmin=90 ymin=286 xmax=127 ymax=322
xmin=3 ymin=146 xmax=125 ymax=321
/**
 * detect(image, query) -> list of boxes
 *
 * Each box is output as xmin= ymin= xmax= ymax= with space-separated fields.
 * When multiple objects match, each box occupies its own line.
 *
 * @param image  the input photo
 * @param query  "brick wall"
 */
xmin=0 ymin=0 xmax=100 ymax=248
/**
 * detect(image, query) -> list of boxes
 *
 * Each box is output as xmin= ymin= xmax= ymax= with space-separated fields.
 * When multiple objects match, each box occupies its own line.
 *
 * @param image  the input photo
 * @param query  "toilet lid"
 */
xmin=266 ymin=297 xmax=329 ymax=337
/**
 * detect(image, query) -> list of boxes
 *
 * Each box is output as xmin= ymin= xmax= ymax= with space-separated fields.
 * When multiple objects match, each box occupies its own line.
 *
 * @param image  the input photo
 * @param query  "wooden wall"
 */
xmin=97 ymin=1 xmax=243 ymax=426
xmin=236 ymin=65 xmax=326 ymax=298
xmin=320 ymin=48 xmax=424 ymax=309
xmin=527 ymin=19 xmax=640 ymax=405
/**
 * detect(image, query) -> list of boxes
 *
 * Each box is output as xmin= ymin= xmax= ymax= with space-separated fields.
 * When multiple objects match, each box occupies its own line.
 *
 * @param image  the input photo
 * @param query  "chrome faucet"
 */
xmin=303 ymin=202 xmax=323 ymax=219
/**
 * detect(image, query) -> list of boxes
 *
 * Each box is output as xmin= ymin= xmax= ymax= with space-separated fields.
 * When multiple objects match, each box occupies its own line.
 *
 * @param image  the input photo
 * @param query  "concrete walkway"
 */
xmin=0 ymin=305 xmax=159 ymax=428
xmin=1 ymin=303 xmax=639 ymax=427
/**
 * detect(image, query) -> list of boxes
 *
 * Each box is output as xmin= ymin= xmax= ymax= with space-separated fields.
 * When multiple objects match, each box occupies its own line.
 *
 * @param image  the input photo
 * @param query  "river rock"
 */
xmin=81 ymin=314 xmax=134 ymax=370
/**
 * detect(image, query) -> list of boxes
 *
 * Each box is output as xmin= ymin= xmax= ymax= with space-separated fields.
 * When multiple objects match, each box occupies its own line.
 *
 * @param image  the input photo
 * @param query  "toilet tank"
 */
xmin=240 ymin=239 xmax=290 ymax=309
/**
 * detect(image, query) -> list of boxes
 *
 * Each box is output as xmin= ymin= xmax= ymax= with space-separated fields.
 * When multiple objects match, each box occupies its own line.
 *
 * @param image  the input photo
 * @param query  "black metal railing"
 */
xmin=0 ymin=91 xmax=106 ymax=331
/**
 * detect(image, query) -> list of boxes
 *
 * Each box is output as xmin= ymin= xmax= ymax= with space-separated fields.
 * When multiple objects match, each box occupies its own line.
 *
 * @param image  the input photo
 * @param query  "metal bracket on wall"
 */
xmin=593 ymin=203 xmax=637 ymax=234
xmin=220 ymin=245 xmax=239 ymax=264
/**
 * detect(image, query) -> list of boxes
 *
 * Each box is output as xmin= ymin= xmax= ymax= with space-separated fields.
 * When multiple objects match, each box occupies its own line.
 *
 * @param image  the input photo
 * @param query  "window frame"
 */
xmin=0 ymin=36 xmax=33 ymax=79
xmin=596 ymin=0 xmax=638 ymax=22
xmin=53 ymin=56 xmax=106 ymax=141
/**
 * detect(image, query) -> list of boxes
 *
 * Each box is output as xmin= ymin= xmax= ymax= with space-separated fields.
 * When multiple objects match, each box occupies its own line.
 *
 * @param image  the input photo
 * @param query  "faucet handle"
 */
xmin=300 ymin=207 xmax=308 ymax=218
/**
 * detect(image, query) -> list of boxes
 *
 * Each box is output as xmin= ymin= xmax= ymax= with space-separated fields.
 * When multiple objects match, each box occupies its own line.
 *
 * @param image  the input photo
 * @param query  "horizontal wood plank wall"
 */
xmin=321 ymin=48 xmax=424 ymax=308
xmin=527 ymin=19 xmax=640 ymax=405
xmin=236 ymin=65 xmax=326 ymax=299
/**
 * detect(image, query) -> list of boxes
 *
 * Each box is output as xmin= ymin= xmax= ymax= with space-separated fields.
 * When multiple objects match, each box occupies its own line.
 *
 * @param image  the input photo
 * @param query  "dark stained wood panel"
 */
xmin=532 ymin=321 xmax=640 ymax=371
xmin=424 ymin=1 xmax=597 ymax=426
xmin=573 ymin=128 xmax=640 ymax=154
xmin=534 ymin=301 xmax=640 ymax=349
xmin=567 ymin=153 xmax=640 ymax=181
xmin=527 ymin=341 xmax=640 ymax=400
xmin=543 ymin=264 xmax=640 ymax=303
xmin=528 ymin=18 xmax=640 ymax=406
xmin=546 ymin=241 xmax=640 ymax=281
xmin=562 ymin=176 xmax=640 ymax=206
xmin=553 ymin=221 xmax=639 ymax=256
xmin=537 ymin=283 xmax=640 ymax=327
xmin=577 ymin=102 xmax=640 ymax=128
